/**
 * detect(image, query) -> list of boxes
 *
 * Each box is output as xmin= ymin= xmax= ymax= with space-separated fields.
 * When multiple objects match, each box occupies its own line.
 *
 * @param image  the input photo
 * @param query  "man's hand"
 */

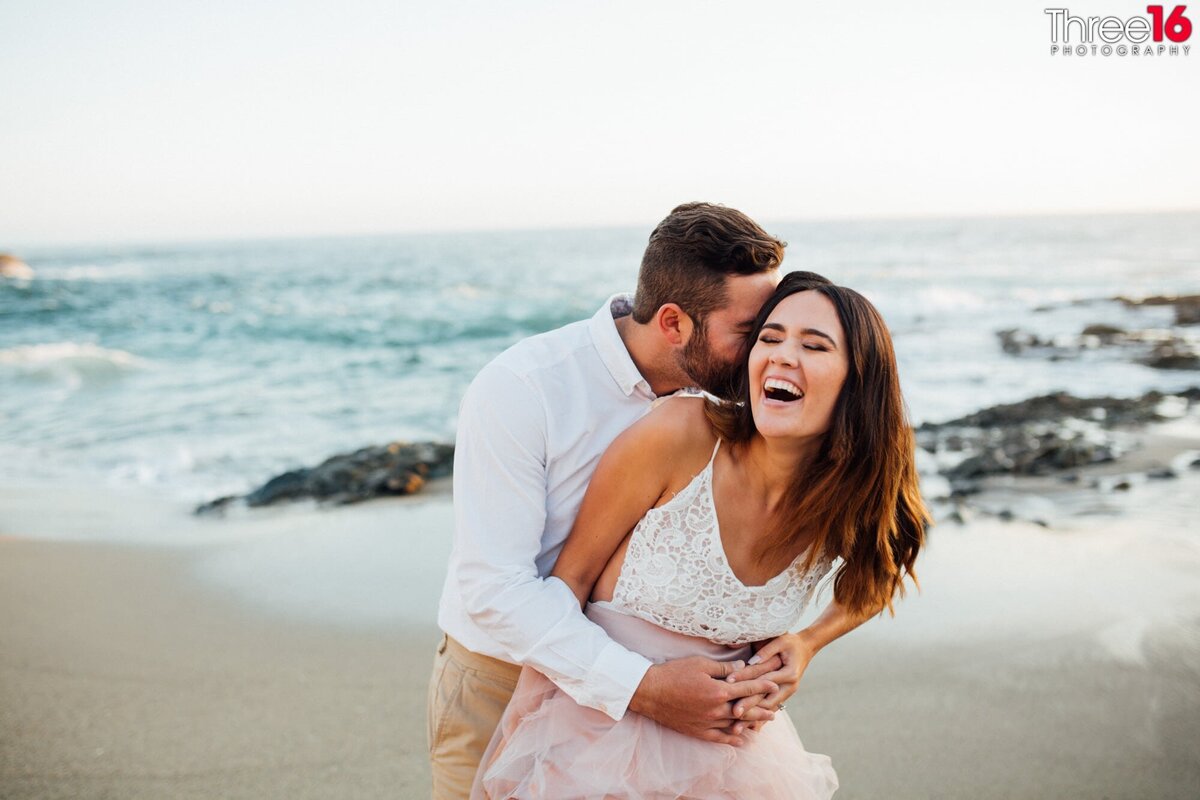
xmin=628 ymin=656 xmax=780 ymax=746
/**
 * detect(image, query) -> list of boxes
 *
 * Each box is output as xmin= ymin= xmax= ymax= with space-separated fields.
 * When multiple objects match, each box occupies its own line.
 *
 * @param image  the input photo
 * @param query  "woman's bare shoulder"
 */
xmin=609 ymin=395 xmax=719 ymax=469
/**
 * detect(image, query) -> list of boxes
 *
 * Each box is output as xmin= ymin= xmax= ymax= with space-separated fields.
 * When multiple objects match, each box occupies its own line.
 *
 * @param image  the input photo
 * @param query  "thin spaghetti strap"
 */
xmin=707 ymin=437 xmax=721 ymax=465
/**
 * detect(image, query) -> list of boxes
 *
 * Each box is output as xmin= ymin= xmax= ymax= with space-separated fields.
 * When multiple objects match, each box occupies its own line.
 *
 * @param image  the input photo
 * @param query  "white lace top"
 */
xmin=608 ymin=441 xmax=835 ymax=646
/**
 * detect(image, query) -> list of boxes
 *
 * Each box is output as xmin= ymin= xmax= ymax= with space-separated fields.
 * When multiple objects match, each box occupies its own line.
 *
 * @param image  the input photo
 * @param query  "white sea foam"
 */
xmin=35 ymin=262 xmax=150 ymax=281
xmin=913 ymin=286 xmax=987 ymax=311
xmin=0 ymin=342 xmax=147 ymax=369
xmin=0 ymin=342 xmax=149 ymax=390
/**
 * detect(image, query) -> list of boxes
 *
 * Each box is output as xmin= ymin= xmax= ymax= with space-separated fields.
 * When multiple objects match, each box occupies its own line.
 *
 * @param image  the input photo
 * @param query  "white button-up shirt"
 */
xmin=437 ymin=295 xmax=656 ymax=720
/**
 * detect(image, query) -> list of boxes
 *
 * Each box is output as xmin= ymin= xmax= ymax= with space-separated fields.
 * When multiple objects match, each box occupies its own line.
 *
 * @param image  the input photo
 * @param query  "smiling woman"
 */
xmin=708 ymin=270 xmax=928 ymax=617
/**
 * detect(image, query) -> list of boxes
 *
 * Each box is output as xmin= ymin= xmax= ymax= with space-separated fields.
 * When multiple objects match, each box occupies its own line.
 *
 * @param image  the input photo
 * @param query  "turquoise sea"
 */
xmin=2 ymin=213 xmax=1198 ymax=503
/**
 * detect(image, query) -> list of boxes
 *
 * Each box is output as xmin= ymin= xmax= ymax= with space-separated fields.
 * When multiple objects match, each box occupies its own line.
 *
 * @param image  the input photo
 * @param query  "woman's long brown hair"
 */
xmin=706 ymin=271 xmax=930 ymax=617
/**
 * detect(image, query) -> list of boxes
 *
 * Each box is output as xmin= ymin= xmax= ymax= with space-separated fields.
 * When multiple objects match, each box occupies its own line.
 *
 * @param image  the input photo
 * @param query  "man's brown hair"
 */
xmin=632 ymin=202 xmax=785 ymax=327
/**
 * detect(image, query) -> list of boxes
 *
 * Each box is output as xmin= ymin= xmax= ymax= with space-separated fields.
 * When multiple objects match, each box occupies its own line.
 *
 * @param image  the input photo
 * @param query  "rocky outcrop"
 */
xmin=999 ymin=293 xmax=1200 ymax=370
xmin=916 ymin=389 xmax=1200 ymax=495
xmin=996 ymin=326 xmax=1199 ymax=370
xmin=1115 ymin=294 xmax=1200 ymax=326
xmin=195 ymin=441 xmax=454 ymax=514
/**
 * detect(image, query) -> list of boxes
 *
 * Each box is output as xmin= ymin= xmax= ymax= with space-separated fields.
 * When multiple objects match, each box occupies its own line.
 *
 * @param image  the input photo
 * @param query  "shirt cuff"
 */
xmin=571 ymin=641 xmax=653 ymax=722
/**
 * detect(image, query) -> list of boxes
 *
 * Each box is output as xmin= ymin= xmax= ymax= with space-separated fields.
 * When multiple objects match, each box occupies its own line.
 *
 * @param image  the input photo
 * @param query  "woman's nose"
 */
xmin=769 ymin=346 xmax=798 ymax=367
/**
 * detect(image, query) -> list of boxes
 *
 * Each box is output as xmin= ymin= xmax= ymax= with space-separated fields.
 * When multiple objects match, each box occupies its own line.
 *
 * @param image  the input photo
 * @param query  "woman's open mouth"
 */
xmin=763 ymin=377 xmax=804 ymax=403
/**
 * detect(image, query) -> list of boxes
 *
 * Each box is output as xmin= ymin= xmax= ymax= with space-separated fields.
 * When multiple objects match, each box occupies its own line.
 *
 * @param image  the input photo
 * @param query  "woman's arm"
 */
xmin=551 ymin=398 xmax=712 ymax=606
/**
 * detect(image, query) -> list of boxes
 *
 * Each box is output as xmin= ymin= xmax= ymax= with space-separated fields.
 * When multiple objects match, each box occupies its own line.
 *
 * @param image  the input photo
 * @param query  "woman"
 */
xmin=473 ymin=271 xmax=929 ymax=799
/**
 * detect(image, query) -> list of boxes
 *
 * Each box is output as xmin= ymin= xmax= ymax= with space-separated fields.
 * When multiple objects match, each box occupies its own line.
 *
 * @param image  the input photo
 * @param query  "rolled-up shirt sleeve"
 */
xmin=451 ymin=362 xmax=652 ymax=720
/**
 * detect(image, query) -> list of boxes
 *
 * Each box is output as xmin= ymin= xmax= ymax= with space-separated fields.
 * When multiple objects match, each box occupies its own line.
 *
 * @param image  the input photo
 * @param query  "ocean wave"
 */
xmin=0 ymin=342 xmax=149 ymax=387
xmin=33 ymin=262 xmax=150 ymax=282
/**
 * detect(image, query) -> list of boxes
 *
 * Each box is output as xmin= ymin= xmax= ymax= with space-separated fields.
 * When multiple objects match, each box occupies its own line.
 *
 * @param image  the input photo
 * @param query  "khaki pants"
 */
xmin=427 ymin=634 xmax=522 ymax=800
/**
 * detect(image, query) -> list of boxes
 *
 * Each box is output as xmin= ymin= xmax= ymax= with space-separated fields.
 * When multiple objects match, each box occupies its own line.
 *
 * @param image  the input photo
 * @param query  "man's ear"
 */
xmin=655 ymin=303 xmax=694 ymax=347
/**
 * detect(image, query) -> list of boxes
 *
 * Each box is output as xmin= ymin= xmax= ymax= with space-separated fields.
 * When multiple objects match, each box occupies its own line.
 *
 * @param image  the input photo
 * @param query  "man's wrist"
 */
xmin=627 ymin=662 xmax=661 ymax=717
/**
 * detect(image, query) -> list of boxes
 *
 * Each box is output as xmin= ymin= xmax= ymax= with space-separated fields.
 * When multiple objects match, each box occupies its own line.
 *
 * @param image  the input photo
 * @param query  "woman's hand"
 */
xmin=726 ymin=633 xmax=817 ymax=730
xmin=725 ymin=600 xmax=882 ymax=730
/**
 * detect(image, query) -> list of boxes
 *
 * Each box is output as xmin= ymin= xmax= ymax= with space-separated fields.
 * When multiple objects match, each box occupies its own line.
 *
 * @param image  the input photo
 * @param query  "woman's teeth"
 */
xmin=763 ymin=378 xmax=803 ymax=402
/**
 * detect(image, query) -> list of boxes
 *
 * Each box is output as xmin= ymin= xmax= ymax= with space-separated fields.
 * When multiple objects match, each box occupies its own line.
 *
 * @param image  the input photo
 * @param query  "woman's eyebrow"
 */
xmin=760 ymin=322 xmax=837 ymax=344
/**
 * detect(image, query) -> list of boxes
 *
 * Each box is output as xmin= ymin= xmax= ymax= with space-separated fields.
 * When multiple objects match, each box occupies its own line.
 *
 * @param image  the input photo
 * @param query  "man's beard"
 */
xmin=676 ymin=327 xmax=740 ymax=400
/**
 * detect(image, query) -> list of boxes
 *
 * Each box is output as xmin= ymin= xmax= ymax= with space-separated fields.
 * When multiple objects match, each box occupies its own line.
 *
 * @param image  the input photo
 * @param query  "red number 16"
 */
xmin=1147 ymin=5 xmax=1193 ymax=42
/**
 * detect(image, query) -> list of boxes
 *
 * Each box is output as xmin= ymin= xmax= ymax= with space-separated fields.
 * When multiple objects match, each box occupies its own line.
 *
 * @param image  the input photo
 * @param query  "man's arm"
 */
xmin=451 ymin=363 xmax=655 ymax=720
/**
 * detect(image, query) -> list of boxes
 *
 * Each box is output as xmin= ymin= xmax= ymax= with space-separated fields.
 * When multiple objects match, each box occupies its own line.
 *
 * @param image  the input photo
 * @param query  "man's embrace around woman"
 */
xmin=428 ymin=202 xmax=927 ymax=799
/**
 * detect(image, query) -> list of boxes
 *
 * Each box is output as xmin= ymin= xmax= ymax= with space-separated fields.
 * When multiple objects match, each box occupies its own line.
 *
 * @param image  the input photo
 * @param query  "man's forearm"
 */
xmin=461 ymin=569 xmax=651 ymax=719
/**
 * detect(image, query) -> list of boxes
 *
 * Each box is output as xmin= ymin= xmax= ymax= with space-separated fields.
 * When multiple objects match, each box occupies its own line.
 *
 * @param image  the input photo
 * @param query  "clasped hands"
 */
xmin=629 ymin=632 xmax=815 ymax=747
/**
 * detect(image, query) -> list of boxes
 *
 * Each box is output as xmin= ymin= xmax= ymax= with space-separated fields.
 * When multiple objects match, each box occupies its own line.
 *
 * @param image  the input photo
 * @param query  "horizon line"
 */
xmin=6 ymin=205 xmax=1199 ymax=253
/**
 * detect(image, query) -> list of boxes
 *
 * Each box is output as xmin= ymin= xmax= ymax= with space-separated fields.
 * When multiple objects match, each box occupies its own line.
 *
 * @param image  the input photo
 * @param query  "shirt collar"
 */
xmin=589 ymin=293 xmax=654 ymax=399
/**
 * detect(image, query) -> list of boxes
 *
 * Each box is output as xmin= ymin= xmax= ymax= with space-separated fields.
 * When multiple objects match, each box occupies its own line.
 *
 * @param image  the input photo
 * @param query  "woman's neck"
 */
xmin=739 ymin=434 xmax=820 ymax=512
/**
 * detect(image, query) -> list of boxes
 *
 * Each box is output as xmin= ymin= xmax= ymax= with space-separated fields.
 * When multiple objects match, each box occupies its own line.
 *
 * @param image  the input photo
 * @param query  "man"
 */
xmin=429 ymin=202 xmax=785 ymax=798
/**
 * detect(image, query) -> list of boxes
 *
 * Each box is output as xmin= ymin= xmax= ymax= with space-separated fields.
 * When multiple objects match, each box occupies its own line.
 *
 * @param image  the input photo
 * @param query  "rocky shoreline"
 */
xmin=195 ymin=387 xmax=1200 ymax=522
xmin=1003 ymin=293 xmax=1200 ymax=370
xmin=197 ymin=293 xmax=1200 ymax=522
xmin=195 ymin=442 xmax=453 ymax=514
xmin=916 ymin=388 xmax=1199 ymax=523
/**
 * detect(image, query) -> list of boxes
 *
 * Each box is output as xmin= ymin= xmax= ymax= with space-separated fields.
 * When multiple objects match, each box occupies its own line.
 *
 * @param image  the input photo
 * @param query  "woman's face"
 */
xmin=747 ymin=290 xmax=850 ymax=442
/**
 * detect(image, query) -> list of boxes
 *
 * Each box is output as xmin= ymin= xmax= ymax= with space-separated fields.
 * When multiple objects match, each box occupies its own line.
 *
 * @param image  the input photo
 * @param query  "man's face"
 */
xmin=676 ymin=270 xmax=780 ymax=398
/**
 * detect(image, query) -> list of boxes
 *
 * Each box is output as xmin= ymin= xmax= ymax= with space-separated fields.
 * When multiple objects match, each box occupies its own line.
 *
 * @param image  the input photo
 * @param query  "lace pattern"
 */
xmin=609 ymin=443 xmax=833 ymax=646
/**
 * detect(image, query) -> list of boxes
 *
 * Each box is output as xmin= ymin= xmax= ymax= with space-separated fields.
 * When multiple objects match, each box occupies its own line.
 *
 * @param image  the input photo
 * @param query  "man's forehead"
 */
xmin=721 ymin=271 xmax=779 ymax=308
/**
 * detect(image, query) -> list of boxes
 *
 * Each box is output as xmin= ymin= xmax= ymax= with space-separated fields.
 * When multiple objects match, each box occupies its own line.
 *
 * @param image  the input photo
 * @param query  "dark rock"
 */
xmin=194 ymin=441 xmax=454 ymax=514
xmin=998 ymin=310 xmax=1200 ymax=370
xmin=997 ymin=328 xmax=1050 ymax=354
xmin=918 ymin=390 xmax=1196 ymax=432
xmin=195 ymin=495 xmax=239 ymax=516
xmin=1146 ymin=467 xmax=1177 ymax=480
xmin=1141 ymin=343 xmax=1200 ymax=370
xmin=1177 ymin=301 xmax=1200 ymax=326
xmin=948 ymin=478 xmax=983 ymax=497
xmin=1080 ymin=323 xmax=1126 ymax=338
xmin=1115 ymin=293 xmax=1200 ymax=326
xmin=915 ymin=389 xmax=1198 ymax=491
xmin=997 ymin=509 xmax=1015 ymax=521
xmin=1112 ymin=480 xmax=1132 ymax=491
xmin=245 ymin=468 xmax=311 ymax=506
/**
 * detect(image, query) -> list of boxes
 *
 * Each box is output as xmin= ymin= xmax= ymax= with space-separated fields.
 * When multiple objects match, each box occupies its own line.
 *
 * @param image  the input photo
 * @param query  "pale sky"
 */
xmin=2 ymin=0 xmax=1197 ymax=245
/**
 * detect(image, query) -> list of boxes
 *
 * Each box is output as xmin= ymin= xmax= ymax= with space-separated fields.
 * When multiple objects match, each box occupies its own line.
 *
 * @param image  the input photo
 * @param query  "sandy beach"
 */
xmin=3 ymin=426 xmax=1200 ymax=799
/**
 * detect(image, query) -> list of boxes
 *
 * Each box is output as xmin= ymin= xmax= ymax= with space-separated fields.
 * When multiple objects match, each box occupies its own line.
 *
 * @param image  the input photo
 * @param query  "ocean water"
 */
xmin=2 ymin=213 xmax=1198 ymax=505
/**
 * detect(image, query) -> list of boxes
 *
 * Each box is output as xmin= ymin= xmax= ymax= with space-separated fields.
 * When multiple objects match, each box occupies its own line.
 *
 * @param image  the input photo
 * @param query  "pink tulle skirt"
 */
xmin=472 ymin=602 xmax=838 ymax=799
